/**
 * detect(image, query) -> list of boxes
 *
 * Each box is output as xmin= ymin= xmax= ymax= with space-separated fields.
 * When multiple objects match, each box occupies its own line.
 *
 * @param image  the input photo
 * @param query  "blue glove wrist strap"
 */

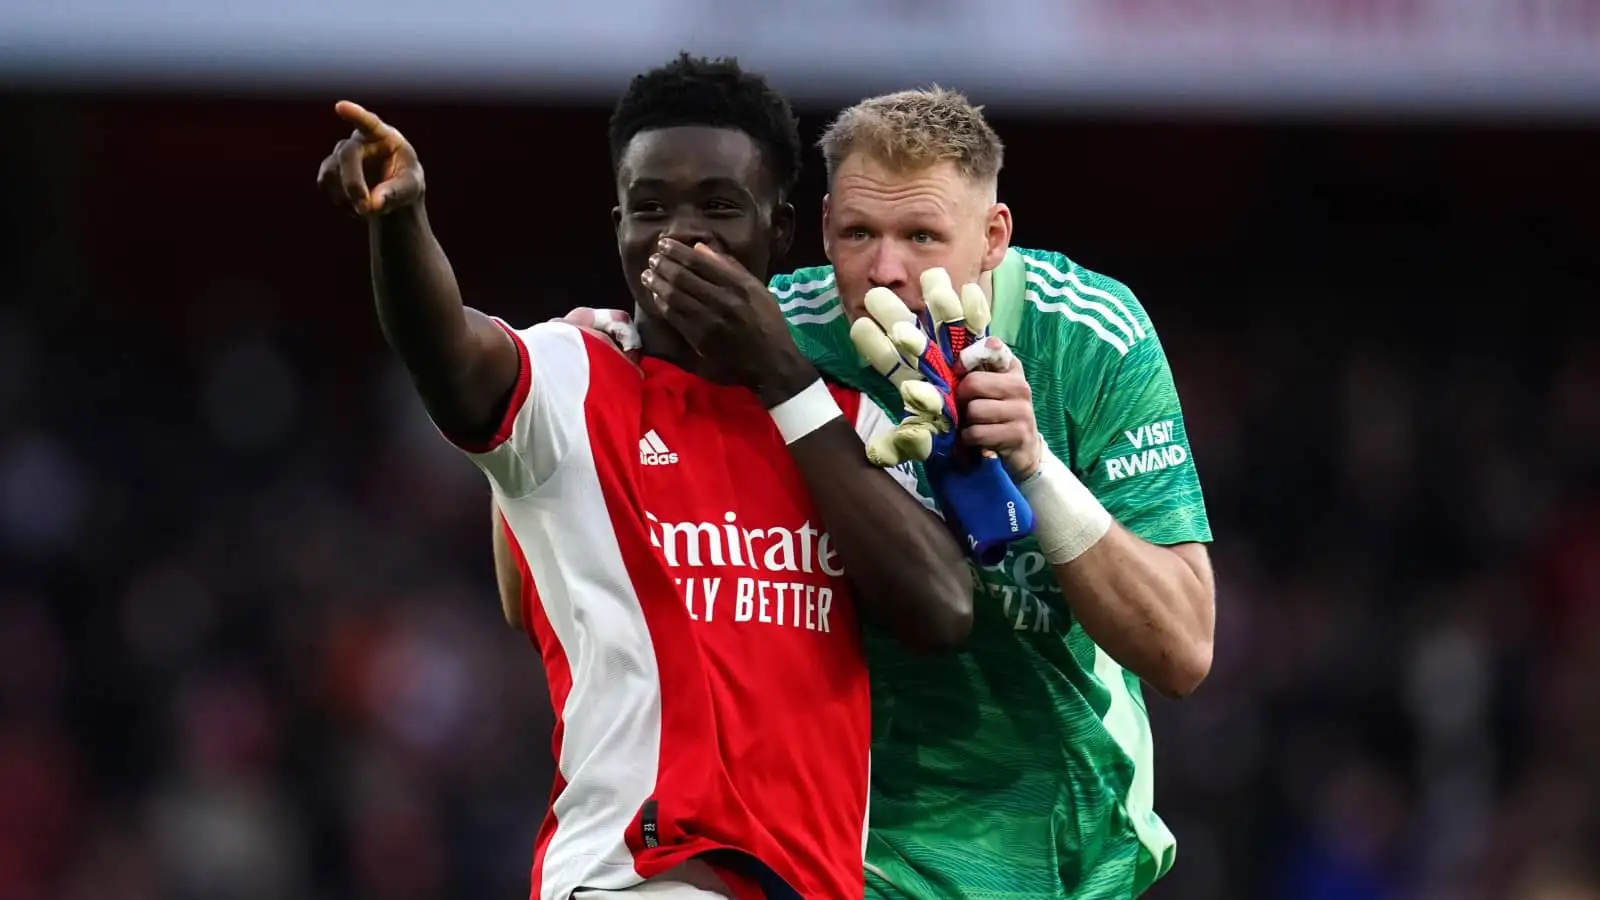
xmin=926 ymin=454 xmax=1036 ymax=566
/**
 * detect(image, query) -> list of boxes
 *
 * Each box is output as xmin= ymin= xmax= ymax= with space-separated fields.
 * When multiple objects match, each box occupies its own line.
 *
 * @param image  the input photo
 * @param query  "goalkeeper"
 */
xmin=768 ymin=88 xmax=1218 ymax=900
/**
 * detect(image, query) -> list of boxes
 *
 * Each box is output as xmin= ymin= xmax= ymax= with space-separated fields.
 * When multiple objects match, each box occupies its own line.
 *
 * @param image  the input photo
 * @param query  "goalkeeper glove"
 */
xmin=849 ymin=268 xmax=1036 ymax=565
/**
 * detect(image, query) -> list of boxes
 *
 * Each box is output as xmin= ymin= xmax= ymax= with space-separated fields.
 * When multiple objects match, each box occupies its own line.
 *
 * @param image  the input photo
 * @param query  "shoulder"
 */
xmin=503 ymin=318 xmax=583 ymax=349
xmin=770 ymin=265 xmax=844 ymax=326
xmin=769 ymin=264 xmax=837 ymax=298
xmin=505 ymin=319 xmax=641 ymax=390
xmin=1012 ymin=247 xmax=1156 ymax=363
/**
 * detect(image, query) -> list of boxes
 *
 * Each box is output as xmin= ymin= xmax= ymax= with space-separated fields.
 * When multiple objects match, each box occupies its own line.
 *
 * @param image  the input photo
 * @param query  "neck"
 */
xmin=636 ymin=311 xmax=727 ymax=381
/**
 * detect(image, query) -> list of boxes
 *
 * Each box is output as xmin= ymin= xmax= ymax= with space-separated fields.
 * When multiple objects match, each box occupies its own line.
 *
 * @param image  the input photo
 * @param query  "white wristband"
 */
xmin=1018 ymin=445 xmax=1112 ymax=565
xmin=769 ymin=379 xmax=844 ymax=445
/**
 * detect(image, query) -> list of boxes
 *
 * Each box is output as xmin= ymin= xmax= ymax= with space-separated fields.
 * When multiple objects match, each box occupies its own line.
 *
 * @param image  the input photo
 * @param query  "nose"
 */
xmin=662 ymin=211 xmax=716 ymax=253
xmin=866 ymin=242 xmax=915 ymax=304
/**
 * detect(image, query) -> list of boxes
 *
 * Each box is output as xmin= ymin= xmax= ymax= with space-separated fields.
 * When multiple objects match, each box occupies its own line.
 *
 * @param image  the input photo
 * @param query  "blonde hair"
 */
xmin=818 ymin=87 xmax=1004 ymax=185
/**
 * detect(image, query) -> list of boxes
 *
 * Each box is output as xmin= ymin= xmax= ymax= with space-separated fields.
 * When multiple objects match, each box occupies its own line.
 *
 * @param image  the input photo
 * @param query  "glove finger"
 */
xmin=867 ymin=423 xmax=935 ymax=466
xmin=959 ymin=336 xmax=1015 ymax=373
xmin=895 ymin=422 xmax=938 ymax=461
xmin=866 ymin=430 xmax=910 ymax=467
xmin=887 ymin=320 xmax=929 ymax=362
xmin=920 ymin=268 xmax=965 ymax=328
xmin=865 ymin=286 xmax=919 ymax=334
xmin=960 ymin=282 xmax=991 ymax=335
xmin=901 ymin=381 xmax=948 ymax=422
xmin=851 ymin=317 xmax=923 ymax=385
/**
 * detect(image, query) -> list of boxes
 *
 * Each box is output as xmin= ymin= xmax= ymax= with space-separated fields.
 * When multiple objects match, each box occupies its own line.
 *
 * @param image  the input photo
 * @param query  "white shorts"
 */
xmin=571 ymin=861 xmax=734 ymax=899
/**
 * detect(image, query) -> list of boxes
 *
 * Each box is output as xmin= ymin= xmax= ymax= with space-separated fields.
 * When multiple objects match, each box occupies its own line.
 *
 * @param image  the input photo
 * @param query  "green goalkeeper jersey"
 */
xmin=771 ymin=247 xmax=1212 ymax=900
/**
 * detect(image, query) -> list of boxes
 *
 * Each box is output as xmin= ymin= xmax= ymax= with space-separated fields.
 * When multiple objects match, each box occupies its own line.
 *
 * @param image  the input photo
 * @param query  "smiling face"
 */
xmin=613 ymin=125 xmax=793 ymax=314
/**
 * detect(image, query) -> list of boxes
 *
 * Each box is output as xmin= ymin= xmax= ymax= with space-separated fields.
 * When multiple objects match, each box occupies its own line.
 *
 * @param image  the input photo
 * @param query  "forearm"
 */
xmin=1050 ymin=526 xmax=1213 ymax=697
xmin=785 ymin=419 xmax=974 ymax=653
xmin=1020 ymin=449 xmax=1214 ymax=696
xmin=369 ymin=203 xmax=512 ymax=437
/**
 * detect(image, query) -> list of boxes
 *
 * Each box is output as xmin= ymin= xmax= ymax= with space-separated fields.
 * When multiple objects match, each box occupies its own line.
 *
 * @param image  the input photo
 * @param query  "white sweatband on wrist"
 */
xmin=769 ymin=379 xmax=844 ymax=444
xmin=1018 ymin=446 xmax=1112 ymax=565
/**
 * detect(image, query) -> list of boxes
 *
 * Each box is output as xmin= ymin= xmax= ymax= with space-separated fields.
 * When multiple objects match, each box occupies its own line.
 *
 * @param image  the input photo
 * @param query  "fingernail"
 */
xmin=648 ymin=252 xmax=661 ymax=269
xmin=640 ymin=270 xmax=654 ymax=286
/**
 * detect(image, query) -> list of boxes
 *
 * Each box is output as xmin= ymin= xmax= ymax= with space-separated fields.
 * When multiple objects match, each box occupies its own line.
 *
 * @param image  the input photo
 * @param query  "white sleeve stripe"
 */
xmin=1021 ymin=254 xmax=1147 ymax=339
xmin=771 ymin=272 xmax=836 ymax=300
xmin=1024 ymin=288 xmax=1130 ymax=357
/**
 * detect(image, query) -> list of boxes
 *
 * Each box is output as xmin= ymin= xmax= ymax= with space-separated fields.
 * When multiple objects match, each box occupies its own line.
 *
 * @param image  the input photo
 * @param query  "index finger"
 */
xmin=334 ymin=100 xmax=391 ymax=138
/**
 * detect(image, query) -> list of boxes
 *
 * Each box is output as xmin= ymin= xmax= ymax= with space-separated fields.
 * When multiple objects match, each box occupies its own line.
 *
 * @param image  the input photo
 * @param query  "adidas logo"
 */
xmin=639 ymin=430 xmax=679 ymax=466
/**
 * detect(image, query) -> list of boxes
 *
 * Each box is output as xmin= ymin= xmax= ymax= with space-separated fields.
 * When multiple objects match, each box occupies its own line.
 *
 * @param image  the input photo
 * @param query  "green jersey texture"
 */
xmin=770 ymin=248 xmax=1212 ymax=900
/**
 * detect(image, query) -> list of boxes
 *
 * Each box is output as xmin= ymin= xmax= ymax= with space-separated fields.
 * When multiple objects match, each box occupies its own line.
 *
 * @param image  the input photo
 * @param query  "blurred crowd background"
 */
xmin=2 ymin=4 xmax=1599 ymax=899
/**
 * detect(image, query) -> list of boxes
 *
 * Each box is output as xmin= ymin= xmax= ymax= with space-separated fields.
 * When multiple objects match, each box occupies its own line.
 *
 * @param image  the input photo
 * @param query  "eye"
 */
xmin=704 ymin=198 xmax=744 ymax=217
xmin=910 ymin=230 xmax=937 ymax=245
xmin=842 ymin=227 xmax=871 ymax=241
xmin=629 ymin=200 xmax=666 ymax=219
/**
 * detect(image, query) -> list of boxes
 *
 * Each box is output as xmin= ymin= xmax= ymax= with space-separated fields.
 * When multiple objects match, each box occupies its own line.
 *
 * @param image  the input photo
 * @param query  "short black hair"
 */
xmin=609 ymin=53 xmax=802 ymax=198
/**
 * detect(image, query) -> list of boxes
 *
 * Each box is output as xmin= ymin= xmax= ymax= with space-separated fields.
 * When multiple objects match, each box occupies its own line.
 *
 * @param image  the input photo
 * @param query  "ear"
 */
xmin=982 ymin=202 xmax=1013 ymax=272
xmin=772 ymin=200 xmax=796 ymax=259
xmin=821 ymin=193 xmax=834 ymax=261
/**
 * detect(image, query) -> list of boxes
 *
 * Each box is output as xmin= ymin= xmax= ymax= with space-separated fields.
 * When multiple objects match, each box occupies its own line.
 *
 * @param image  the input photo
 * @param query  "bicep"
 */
xmin=1169 ymin=541 xmax=1214 ymax=597
xmin=462 ymin=307 xmax=519 ymax=375
xmin=415 ymin=308 xmax=521 ymax=441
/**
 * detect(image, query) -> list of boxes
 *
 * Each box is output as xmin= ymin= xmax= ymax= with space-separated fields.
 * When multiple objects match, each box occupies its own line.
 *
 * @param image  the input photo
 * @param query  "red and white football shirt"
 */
xmin=459 ymin=320 xmax=915 ymax=900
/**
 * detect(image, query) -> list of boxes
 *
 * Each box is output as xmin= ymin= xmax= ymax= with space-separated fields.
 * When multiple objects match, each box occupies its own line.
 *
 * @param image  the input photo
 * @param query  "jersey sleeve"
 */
xmin=1071 ymin=310 xmax=1212 ymax=547
xmin=772 ymin=265 xmax=864 ymax=382
xmin=770 ymin=265 xmax=840 ymax=326
xmin=446 ymin=320 xmax=593 ymax=500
